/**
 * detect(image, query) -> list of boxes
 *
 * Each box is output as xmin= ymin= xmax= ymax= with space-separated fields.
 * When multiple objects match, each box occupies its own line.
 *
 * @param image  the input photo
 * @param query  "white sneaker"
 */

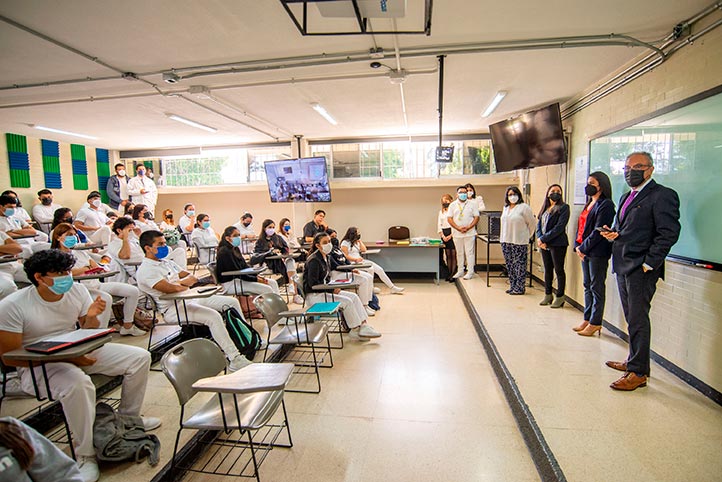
xmin=119 ymin=325 xmax=147 ymax=337
xmin=365 ymin=306 xmax=376 ymax=316
xmin=293 ymin=294 xmax=304 ymax=305
xmin=358 ymin=324 xmax=382 ymax=338
xmin=463 ymin=272 xmax=474 ymax=280
xmin=142 ymin=416 xmax=162 ymax=431
xmin=390 ymin=286 xmax=405 ymax=294
xmin=77 ymin=456 xmax=100 ymax=482
xmin=228 ymin=355 xmax=252 ymax=372
xmin=373 ymin=287 xmax=381 ymax=294
xmin=452 ymin=271 xmax=464 ymax=279
xmin=2 ymin=376 xmax=30 ymax=398
xmin=347 ymin=329 xmax=370 ymax=341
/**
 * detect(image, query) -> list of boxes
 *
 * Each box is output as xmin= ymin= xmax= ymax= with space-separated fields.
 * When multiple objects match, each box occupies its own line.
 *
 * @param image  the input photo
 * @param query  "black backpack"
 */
xmin=222 ymin=306 xmax=263 ymax=360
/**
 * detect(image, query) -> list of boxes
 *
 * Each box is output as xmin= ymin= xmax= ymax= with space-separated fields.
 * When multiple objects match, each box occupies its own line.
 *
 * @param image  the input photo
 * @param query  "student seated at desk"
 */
xmin=51 ymin=208 xmax=89 ymax=245
xmin=215 ymin=226 xmax=280 ymax=296
xmin=190 ymin=214 xmax=220 ymax=265
xmin=32 ymin=189 xmax=63 ymax=232
xmin=232 ymin=212 xmax=256 ymax=253
xmin=135 ymin=230 xmax=252 ymax=372
xmin=52 ymin=223 xmax=145 ymax=337
xmin=303 ymin=209 xmax=328 ymax=243
xmin=109 ymin=217 xmax=187 ymax=271
xmin=0 ymin=231 xmax=27 ymax=300
xmin=177 ymin=203 xmax=196 ymax=236
xmin=0 ymin=190 xmax=49 ymax=243
xmin=0 ymin=195 xmax=48 ymax=255
xmin=327 ymin=229 xmax=376 ymax=316
xmin=303 ymin=232 xmax=381 ymax=340
xmin=131 ymin=204 xmax=160 ymax=233
xmin=340 ymin=227 xmax=404 ymax=294
xmin=73 ymin=191 xmax=112 ymax=250
xmin=0 ymin=249 xmax=159 ymax=482
xmin=253 ymin=220 xmax=298 ymax=296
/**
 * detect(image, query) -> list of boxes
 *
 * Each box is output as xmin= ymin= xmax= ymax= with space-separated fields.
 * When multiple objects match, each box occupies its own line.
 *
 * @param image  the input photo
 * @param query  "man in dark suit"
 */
xmin=600 ymin=152 xmax=680 ymax=391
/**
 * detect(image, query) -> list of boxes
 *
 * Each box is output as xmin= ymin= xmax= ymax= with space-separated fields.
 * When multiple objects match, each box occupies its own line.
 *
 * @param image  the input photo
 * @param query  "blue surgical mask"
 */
xmin=138 ymin=169 xmax=146 ymax=177
xmin=458 ymin=193 xmax=468 ymax=201
xmin=47 ymin=274 xmax=74 ymax=295
xmin=155 ymin=245 xmax=169 ymax=259
xmin=283 ymin=225 xmax=291 ymax=232
xmin=231 ymin=236 xmax=241 ymax=247
xmin=3 ymin=207 xmax=15 ymax=217
xmin=62 ymin=235 xmax=79 ymax=248
xmin=186 ymin=210 xmax=195 ymax=217
xmin=202 ymin=221 xmax=211 ymax=229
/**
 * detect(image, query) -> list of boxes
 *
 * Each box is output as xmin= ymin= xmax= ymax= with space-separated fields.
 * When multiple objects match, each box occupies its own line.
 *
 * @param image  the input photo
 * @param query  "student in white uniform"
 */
xmin=340 ymin=227 xmax=404 ymax=294
xmin=464 ymin=182 xmax=487 ymax=216
xmin=232 ymin=212 xmax=256 ymax=254
xmin=0 ymin=249 xmax=159 ymax=482
xmin=0 ymin=231 xmax=25 ymax=300
xmin=190 ymin=214 xmax=220 ymax=265
xmin=32 ymin=189 xmax=63 ymax=234
xmin=447 ymin=185 xmax=480 ymax=280
xmin=127 ymin=164 xmax=158 ymax=215
xmin=131 ymin=204 xmax=161 ymax=233
xmin=178 ymin=203 xmax=196 ymax=236
xmin=0 ymin=191 xmax=44 ymax=242
xmin=73 ymin=191 xmax=112 ymax=249
xmin=0 ymin=195 xmax=47 ymax=256
xmin=51 ymin=223 xmax=144 ymax=336
xmin=135 ymin=230 xmax=251 ymax=372
xmin=327 ymin=229 xmax=375 ymax=315
xmin=108 ymin=217 xmax=187 ymax=272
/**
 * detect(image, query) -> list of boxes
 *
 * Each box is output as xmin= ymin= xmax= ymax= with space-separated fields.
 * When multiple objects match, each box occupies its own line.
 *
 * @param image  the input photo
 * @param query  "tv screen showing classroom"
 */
xmin=264 ymin=156 xmax=332 ymax=203
xmin=489 ymin=103 xmax=567 ymax=172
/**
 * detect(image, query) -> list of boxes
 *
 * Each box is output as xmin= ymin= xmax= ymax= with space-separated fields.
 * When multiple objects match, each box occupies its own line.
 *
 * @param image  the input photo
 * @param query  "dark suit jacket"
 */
xmin=106 ymin=175 xmax=130 ymax=209
xmin=536 ymin=203 xmax=570 ymax=247
xmin=611 ymin=180 xmax=680 ymax=277
xmin=574 ymin=198 xmax=616 ymax=258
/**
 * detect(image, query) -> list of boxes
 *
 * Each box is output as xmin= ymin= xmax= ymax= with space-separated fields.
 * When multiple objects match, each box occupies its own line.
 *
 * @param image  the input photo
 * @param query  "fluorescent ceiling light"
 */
xmin=310 ymin=103 xmax=338 ymax=126
xmin=481 ymin=91 xmax=508 ymax=118
xmin=166 ymin=114 xmax=217 ymax=132
xmin=32 ymin=125 xmax=98 ymax=140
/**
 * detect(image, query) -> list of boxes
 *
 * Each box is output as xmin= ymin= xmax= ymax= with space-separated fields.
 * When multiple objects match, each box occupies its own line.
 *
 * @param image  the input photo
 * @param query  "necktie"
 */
xmin=620 ymin=190 xmax=637 ymax=220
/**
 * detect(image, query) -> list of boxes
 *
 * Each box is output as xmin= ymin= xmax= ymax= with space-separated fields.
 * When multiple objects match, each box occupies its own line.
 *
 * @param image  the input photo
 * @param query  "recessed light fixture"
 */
xmin=310 ymin=103 xmax=338 ymax=126
xmin=166 ymin=114 xmax=217 ymax=132
xmin=481 ymin=91 xmax=508 ymax=118
xmin=31 ymin=124 xmax=98 ymax=140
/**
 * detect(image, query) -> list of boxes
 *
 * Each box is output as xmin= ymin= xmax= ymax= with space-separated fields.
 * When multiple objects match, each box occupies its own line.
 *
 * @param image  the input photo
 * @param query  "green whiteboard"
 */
xmin=589 ymin=87 xmax=722 ymax=268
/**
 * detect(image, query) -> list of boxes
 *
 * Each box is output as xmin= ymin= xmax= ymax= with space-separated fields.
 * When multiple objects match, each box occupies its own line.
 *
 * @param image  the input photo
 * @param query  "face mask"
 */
xmin=548 ymin=192 xmax=562 ymax=203
xmin=11 ymin=198 xmax=21 ymax=208
xmin=202 ymin=221 xmax=211 ymax=229
xmin=458 ymin=193 xmax=467 ymax=201
xmin=143 ymin=212 xmax=152 ymax=220
xmin=442 ymin=202 xmax=450 ymax=209
xmin=41 ymin=197 xmax=53 ymax=206
xmin=186 ymin=210 xmax=195 ymax=217
xmin=243 ymin=222 xmax=251 ymax=228
xmin=62 ymin=235 xmax=78 ymax=248
xmin=508 ymin=195 xmax=519 ymax=204
xmin=148 ymin=172 xmax=154 ymax=179
xmin=63 ymin=217 xmax=73 ymax=224
xmin=3 ymin=208 xmax=15 ymax=217
xmin=584 ymin=184 xmax=598 ymax=196
xmin=265 ymin=227 xmax=275 ymax=237
xmin=138 ymin=169 xmax=146 ymax=177
xmin=231 ymin=236 xmax=241 ymax=247
xmin=468 ymin=191 xmax=474 ymax=197
xmin=283 ymin=225 xmax=291 ymax=232
xmin=118 ymin=170 xmax=126 ymax=177
xmin=624 ymin=168 xmax=646 ymax=188
xmin=321 ymin=243 xmax=332 ymax=254
xmin=91 ymin=199 xmax=101 ymax=208
xmin=331 ymin=238 xmax=340 ymax=248
xmin=167 ymin=215 xmax=173 ymax=221
xmin=155 ymin=245 xmax=169 ymax=259
xmin=47 ymin=274 xmax=74 ymax=295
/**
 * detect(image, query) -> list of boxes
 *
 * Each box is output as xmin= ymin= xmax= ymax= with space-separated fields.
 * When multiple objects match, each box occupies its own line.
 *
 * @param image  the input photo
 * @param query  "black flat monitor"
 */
xmin=489 ymin=103 xmax=567 ymax=173
xmin=435 ymin=145 xmax=454 ymax=162
xmin=264 ymin=156 xmax=332 ymax=203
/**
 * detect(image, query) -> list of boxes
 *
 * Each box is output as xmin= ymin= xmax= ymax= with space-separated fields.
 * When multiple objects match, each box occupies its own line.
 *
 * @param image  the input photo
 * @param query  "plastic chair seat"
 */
xmin=270 ymin=323 xmax=328 ymax=346
xmin=183 ymin=389 xmax=284 ymax=431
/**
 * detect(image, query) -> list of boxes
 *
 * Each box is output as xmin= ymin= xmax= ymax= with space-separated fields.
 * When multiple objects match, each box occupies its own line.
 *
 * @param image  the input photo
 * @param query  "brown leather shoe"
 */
xmin=605 ymin=360 xmax=627 ymax=372
xmin=610 ymin=372 xmax=647 ymax=391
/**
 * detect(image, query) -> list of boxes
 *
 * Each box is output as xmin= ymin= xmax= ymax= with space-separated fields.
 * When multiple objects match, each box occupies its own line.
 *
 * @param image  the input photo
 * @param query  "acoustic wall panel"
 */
xmin=41 ymin=139 xmax=62 ymax=189
xmin=96 ymin=148 xmax=110 ymax=203
xmin=5 ymin=133 xmax=30 ymax=188
xmin=70 ymin=144 xmax=88 ymax=190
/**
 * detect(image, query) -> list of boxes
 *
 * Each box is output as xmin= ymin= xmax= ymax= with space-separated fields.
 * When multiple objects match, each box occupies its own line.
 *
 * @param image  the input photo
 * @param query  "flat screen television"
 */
xmin=264 ymin=156 xmax=332 ymax=203
xmin=435 ymin=145 xmax=454 ymax=162
xmin=489 ymin=103 xmax=567 ymax=173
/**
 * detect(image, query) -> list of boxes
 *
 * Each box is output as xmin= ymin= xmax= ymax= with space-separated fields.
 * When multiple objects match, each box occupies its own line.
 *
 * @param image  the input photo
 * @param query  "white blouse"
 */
xmin=500 ymin=203 xmax=536 ymax=245
xmin=437 ymin=209 xmax=451 ymax=233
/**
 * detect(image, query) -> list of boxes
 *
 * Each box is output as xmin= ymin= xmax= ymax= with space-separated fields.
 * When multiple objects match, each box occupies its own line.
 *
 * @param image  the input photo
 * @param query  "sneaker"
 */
xmin=358 ymin=324 xmax=382 ymax=338
xmin=228 ymin=355 xmax=252 ymax=372
xmin=77 ymin=456 xmax=100 ymax=482
xmin=293 ymin=294 xmax=304 ymax=305
xmin=452 ymin=271 xmax=464 ymax=279
xmin=365 ymin=306 xmax=376 ymax=316
xmin=2 ymin=377 xmax=30 ymax=398
xmin=390 ymin=286 xmax=405 ymax=294
xmin=347 ymin=329 xmax=370 ymax=341
xmin=463 ymin=272 xmax=474 ymax=280
xmin=142 ymin=416 xmax=162 ymax=431
xmin=373 ymin=287 xmax=381 ymax=294
xmin=119 ymin=325 xmax=147 ymax=337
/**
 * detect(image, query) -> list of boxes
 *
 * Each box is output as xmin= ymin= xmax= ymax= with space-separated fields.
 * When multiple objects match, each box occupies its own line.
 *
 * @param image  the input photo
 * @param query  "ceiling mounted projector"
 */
xmin=162 ymin=71 xmax=181 ymax=84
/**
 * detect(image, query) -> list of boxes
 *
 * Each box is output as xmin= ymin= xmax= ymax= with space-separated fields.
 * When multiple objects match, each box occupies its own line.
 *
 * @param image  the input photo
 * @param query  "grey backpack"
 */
xmin=93 ymin=402 xmax=160 ymax=466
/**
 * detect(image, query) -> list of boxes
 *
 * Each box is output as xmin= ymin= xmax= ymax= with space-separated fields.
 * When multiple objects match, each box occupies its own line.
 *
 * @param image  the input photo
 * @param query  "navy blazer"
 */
xmin=574 ymin=197 xmax=616 ymax=258
xmin=106 ymin=175 xmax=130 ymax=209
xmin=611 ymin=180 xmax=681 ymax=277
xmin=536 ymin=203 xmax=570 ymax=247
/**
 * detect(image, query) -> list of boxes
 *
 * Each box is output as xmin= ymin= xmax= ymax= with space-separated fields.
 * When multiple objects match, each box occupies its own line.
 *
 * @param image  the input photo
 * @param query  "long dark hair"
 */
xmin=0 ymin=420 xmax=34 ymax=470
xmin=308 ymin=232 xmax=330 ymax=256
xmin=464 ymin=183 xmax=476 ymax=199
xmin=537 ymin=184 xmax=565 ymax=218
xmin=341 ymin=226 xmax=360 ymax=245
xmin=132 ymin=204 xmax=146 ymax=221
xmin=586 ymin=171 xmax=613 ymax=209
xmin=195 ymin=213 xmax=209 ymax=228
xmin=52 ymin=207 xmax=72 ymax=229
xmin=279 ymin=217 xmax=291 ymax=237
xmin=504 ymin=186 xmax=524 ymax=206
xmin=258 ymin=219 xmax=275 ymax=243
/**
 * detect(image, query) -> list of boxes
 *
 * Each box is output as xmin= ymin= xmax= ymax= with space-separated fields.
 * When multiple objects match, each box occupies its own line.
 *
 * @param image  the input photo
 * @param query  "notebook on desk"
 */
xmin=24 ymin=328 xmax=115 ymax=354
xmin=327 ymin=278 xmax=351 ymax=285
xmin=306 ymin=302 xmax=341 ymax=315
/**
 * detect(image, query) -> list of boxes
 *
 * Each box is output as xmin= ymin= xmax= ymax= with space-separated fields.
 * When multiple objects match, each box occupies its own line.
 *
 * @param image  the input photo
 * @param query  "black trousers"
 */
xmin=581 ymin=256 xmax=609 ymax=326
xmin=616 ymin=268 xmax=661 ymax=376
xmin=540 ymin=246 xmax=567 ymax=297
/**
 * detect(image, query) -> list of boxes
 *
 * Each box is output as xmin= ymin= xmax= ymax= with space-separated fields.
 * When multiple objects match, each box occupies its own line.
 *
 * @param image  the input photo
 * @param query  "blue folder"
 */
xmin=306 ymin=302 xmax=341 ymax=315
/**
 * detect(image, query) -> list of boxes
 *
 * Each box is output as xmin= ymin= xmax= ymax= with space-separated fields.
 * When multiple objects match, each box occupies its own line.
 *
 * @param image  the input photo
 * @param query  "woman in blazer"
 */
xmin=536 ymin=184 xmax=570 ymax=308
xmin=573 ymin=172 xmax=615 ymax=336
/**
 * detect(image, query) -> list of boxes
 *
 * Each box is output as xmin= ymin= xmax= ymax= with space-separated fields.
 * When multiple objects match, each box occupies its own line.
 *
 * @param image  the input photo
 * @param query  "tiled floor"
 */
xmin=461 ymin=275 xmax=722 ymax=482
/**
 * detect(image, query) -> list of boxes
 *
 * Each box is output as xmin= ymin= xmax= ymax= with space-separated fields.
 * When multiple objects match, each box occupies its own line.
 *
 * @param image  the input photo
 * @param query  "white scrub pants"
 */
xmin=86 ymin=226 xmax=112 ymax=252
xmin=222 ymin=278 xmax=280 ymax=296
xmin=162 ymin=295 xmax=243 ymax=361
xmin=453 ymin=235 xmax=475 ymax=274
xmin=331 ymin=270 xmax=373 ymax=305
xmin=87 ymin=282 xmax=140 ymax=325
xmin=18 ymin=343 xmax=151 ymax=457
xmin=168 ymin=246 xmax=187 ymax=269
xmin=365 ymin=260 xmax=395 ymax=289
xmin=304 ymin=290 xmax=367 ymax=329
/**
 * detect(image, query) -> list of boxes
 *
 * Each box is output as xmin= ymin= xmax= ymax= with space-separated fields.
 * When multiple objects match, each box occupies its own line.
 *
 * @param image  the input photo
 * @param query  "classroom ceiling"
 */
xmin=0 ymin=0 xmax=713 ymax=150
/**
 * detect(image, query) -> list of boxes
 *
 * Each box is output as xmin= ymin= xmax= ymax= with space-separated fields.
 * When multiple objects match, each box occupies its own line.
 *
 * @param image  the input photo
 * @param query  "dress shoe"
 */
xmin=610 ymin=372 xmax=647 ymax=391
xmin=550 ymin=296 xmax=565 ymax=308
xmin=605 ymin=360 xmax=627 ymax=372
xmin=539 ymin=294 xmax=553 ymax=306
xmin=572 ymin=321 xmax=589 ymax=332
xmin=577 ymin=324 xmax=602 ymax=337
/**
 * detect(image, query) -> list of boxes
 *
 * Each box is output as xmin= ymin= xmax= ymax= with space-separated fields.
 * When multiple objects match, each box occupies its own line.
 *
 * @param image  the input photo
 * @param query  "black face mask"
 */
xmin=63 ymin=217 xmax=73 ymax=224
xmin=11 ymin=198 xmax=21 ymax=208
xmin=548 ymin=192 xmax=562 ymax=203
xmin=167 ymin=215 xmax=173 ymax=221
xmin=331 ymin=238 xmax=339 ymax=248
xmin=143 ymin=212 xmax=153 ymax=220
xmin=41 ymin=197 xmax=53 ymax=206
xmin=442 ymin=202 xmax=450 ymax=209
xmin=243 ymin=222 xmax=251 ymax=228
xmin=624 ymin=168 xmax=646 ymax=188
xmin=584 ymin=184 xmax=598 ymax=196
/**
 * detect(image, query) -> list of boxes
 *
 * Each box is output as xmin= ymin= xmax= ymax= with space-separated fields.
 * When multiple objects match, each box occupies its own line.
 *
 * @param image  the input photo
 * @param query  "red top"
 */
xmin=576 ymin=206 xmax=590 ymax=246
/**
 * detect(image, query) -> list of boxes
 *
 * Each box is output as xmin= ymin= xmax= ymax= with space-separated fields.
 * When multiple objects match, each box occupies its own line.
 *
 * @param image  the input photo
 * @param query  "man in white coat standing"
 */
xmin=127 ymin=164 xmax=158 ymax=215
